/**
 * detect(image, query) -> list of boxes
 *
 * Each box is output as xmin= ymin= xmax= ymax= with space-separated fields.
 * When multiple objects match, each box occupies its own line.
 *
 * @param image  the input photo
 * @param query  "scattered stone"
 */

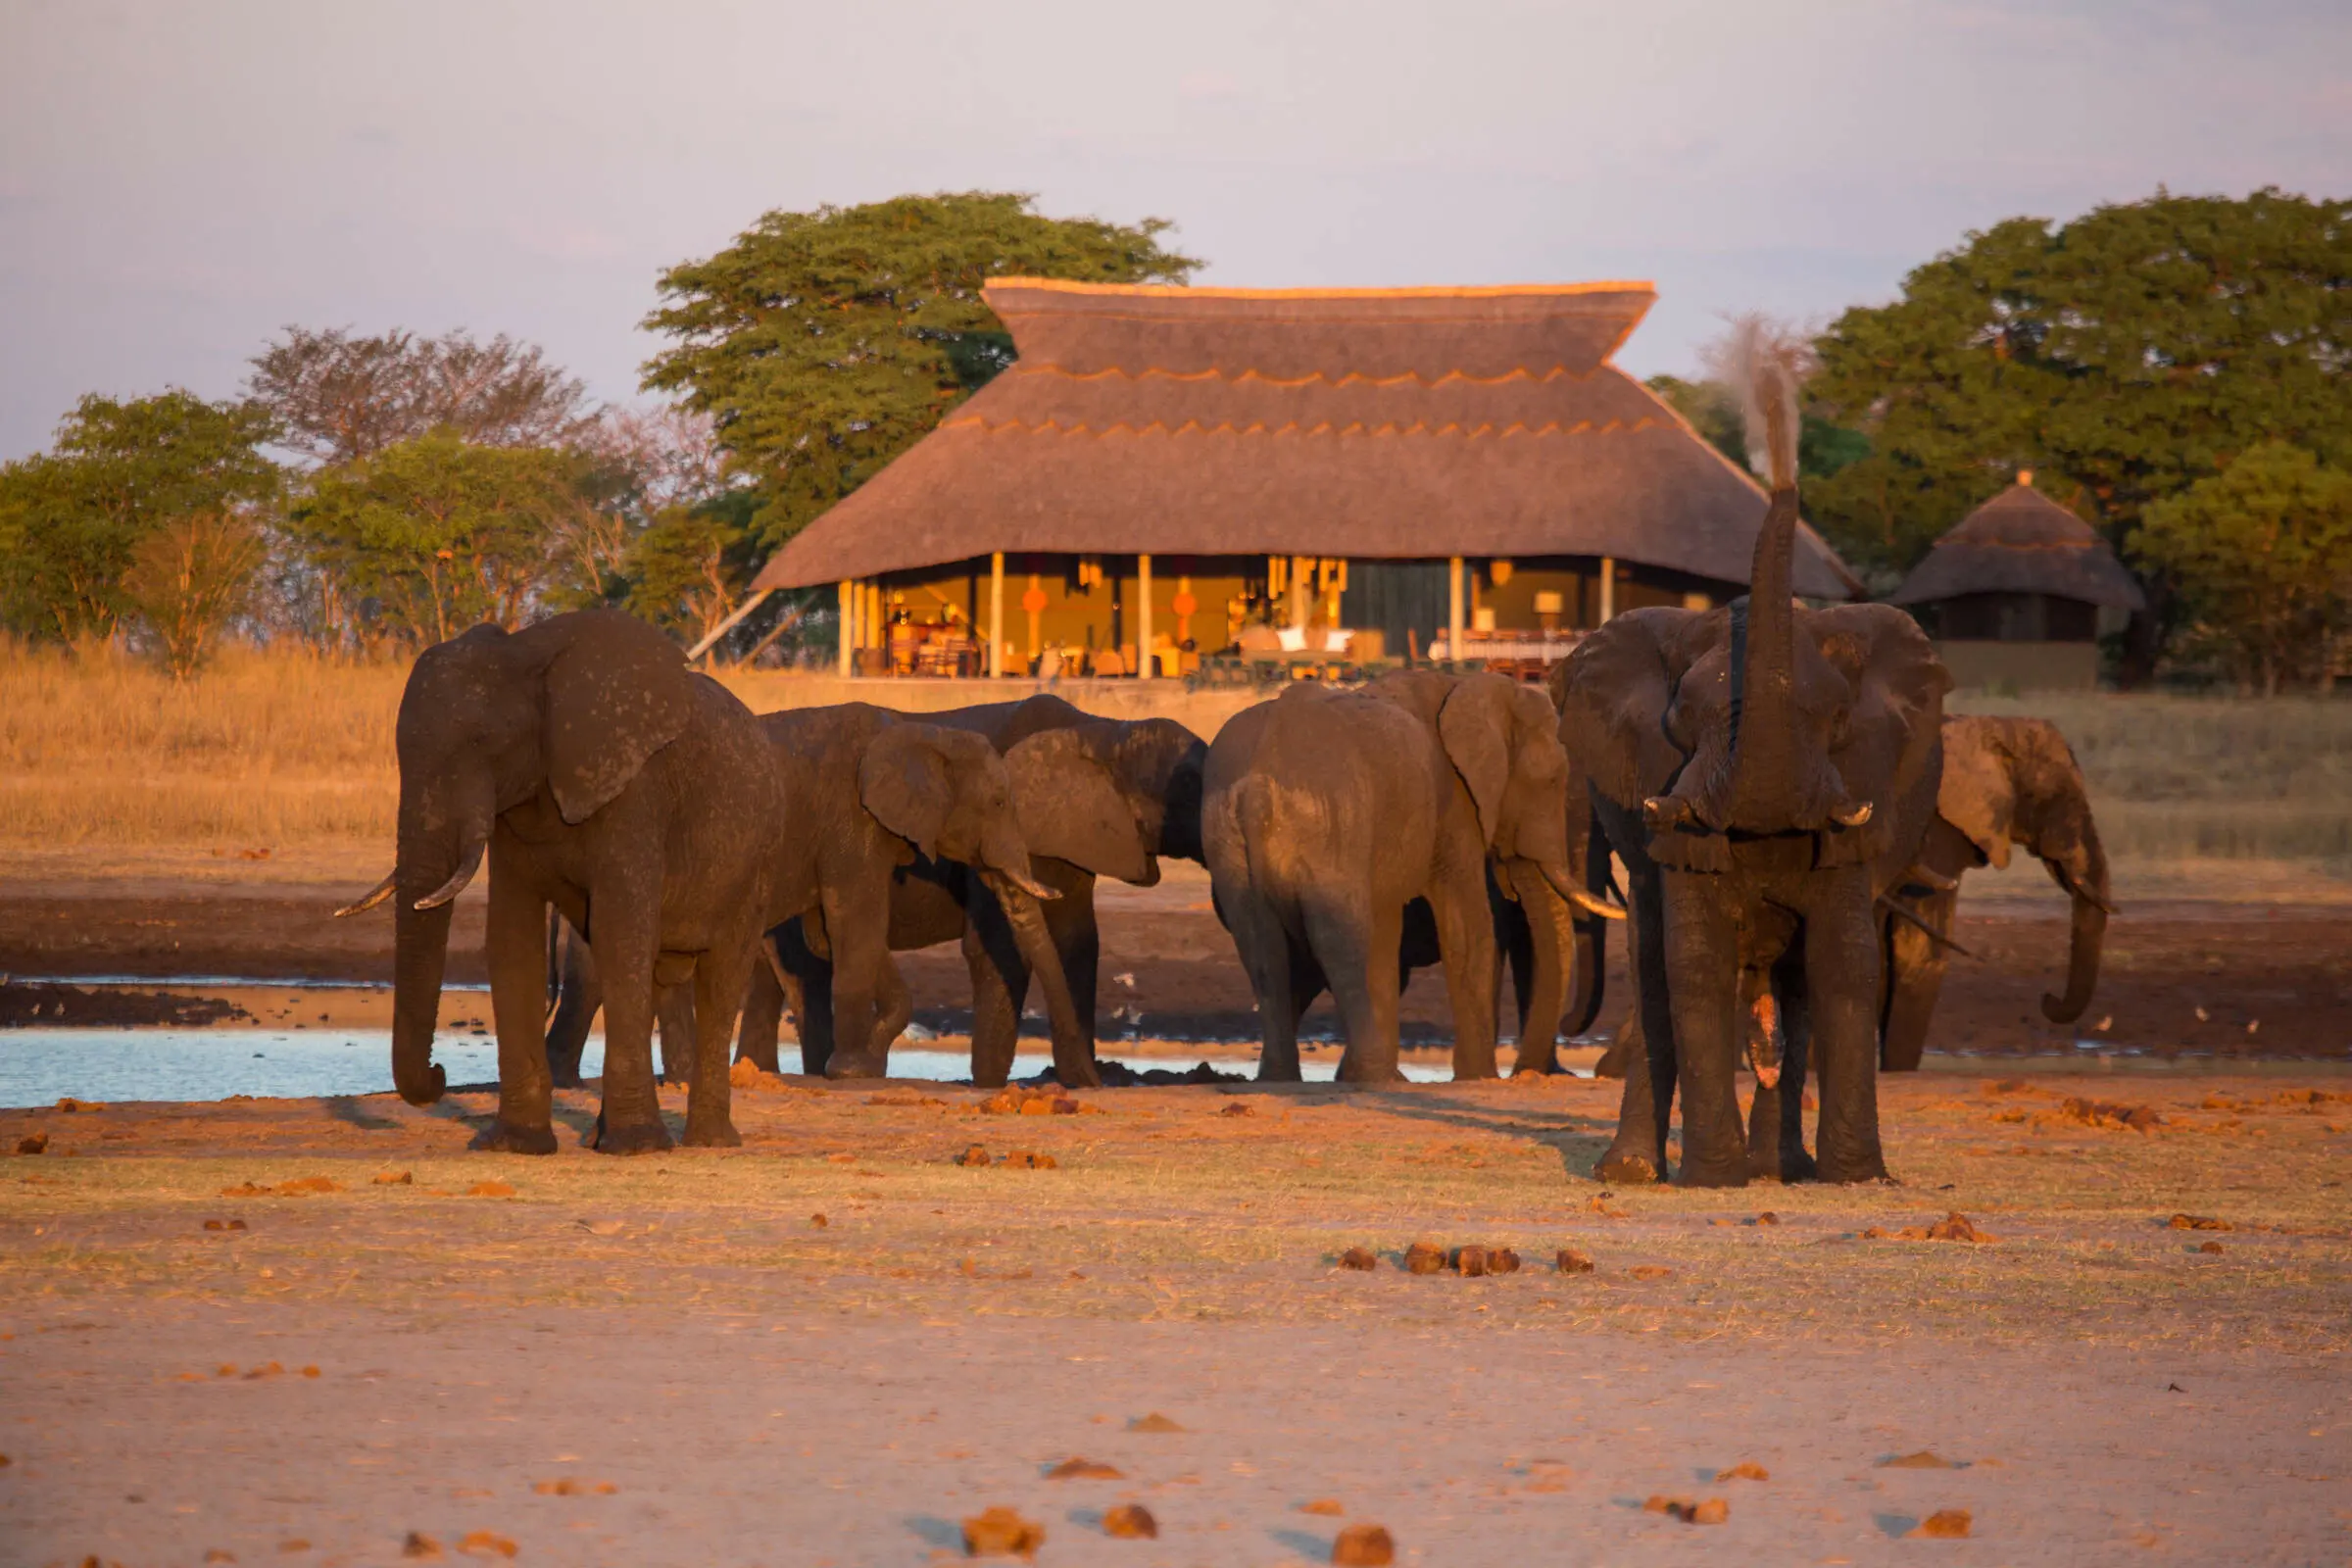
xmin=980 ymin=1086 xmax=1079 ymax=1117
xmin=1331 ymin=1522 xmax=1396 ymax=1565
xmin=1300 ymin=1498 xmax=1345 ymax=1515
xmin=1046 ymin=1457 xmax=1123 ymax=1480
xmin=1339 ymin=1248 xmax=1378 ymax=1271
xmin=1910 ymin=1508 xmax=1972 ymax=1539
xmin=1402 ymin=1241 xmax=1446 ymax=1275
xmin=1488 ymin=1247 xmax=1522 ymax=1274
xmin=400 ymin=1534 xmax=442 ymax=1560
xmin=1555 ymin=1249 xmax=1594 ymax=1274
xmin=456 ymin=1532 xmax=516 ymax=1558
xmin=1628 ymin=1265 xmax=1674 ymax=1281
xmin=2169 ymin=1213 xmax=2232 ymax=1231
xmin=1219 ymin=1101 xmax=1255 ymax=1117
xmin=1586 ymin=1196 xmax=1627 ymax=1216
xmin=1644 ymin=1494 xmax=1727 ymax=1522
xmin=865 ymin=1090 xmax=948 ymax=1107
xmin=1924 ymin=1212 xmax=1991 ymax=1243
xmin=961 ymin=1505 xmax=1046 ymax=1558
xmin=373 ymin=1171 xmax=414 ymax=1186
xmin=956 ymin=1145 xmax=991 ymax=1166
xmin=1001 ymin=1151 xmax=1057 ymax=1169
xmin=1127 ymin=1412 xmax=1186 ymax=1433
xmin=2059 ymin=1097 xmax=2162 ymax=1132
xmin=1451 ymin=1245 xmax=1491 ymax=1276
xmin=729 ymin=1057 xmax=784 ymax=1091
xmin=1715 ymin=1460 xmax=1769 ymax=1482
xmin=465 ymin=1181 xmax=515 ymax=1199
xmin=810 ymin=1213 xmax=829 ymax=1229
xmin=301 ymin=1365 xmax=319 ymax=1378
xmin=2196 ymin=1241 xmax=2225 ymax=1254
xmin=204 ymin=1551 xmax=236 ymax=1563
xmin=202 ymin=1218 xmax=248 ymax=1232
xmin=1880 ymin=1450 xmax=1957 ymax=1469
xmin=1102 ymin=1503 xmax=1157 ymax=1540
xmin=55 ymin=1098 xmax=103 ymax=1112
xmin=15 ymin=1134 xmax=46 ymax=1155
xmin=244 ymin=1361 xmax=284 ymax=1379
xmin=1755 ymin=1211 xmax=1780 ymax=1226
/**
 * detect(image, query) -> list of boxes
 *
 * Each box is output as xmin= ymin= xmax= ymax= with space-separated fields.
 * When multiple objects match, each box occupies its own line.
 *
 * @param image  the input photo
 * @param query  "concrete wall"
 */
xmin=1934 ymin=639 xmax=2101 ymax=692
xmin=714 ymin=671 xmax=1271 ymax=740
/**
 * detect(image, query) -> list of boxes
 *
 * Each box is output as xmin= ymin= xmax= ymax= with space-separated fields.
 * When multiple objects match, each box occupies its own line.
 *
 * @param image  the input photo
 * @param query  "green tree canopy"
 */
xmin=0 ymin=391 xmax=281 ymax=641
xmin=2133 ymin=442 xmax=2352 ymax=695
xmin=283 ymin=433 xmax=597 ymax=646
xmin=641 ymin=191 xmax=1200 ymax=551
xmin=1805 ymin=188 xmax=2352 ymax=628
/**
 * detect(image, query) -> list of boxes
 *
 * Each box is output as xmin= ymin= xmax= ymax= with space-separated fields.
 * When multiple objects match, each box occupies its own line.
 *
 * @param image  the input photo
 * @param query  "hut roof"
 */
xmin=1887 ymin=479 xmax=2147 ymax=611
xmin=751 ymin=278 xmax=1862 ymax=598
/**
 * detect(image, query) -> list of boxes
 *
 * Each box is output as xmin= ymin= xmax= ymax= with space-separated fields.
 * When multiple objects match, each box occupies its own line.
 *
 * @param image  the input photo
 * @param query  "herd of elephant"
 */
xmin=341 ymin=413 xmax=2111 ymax=1189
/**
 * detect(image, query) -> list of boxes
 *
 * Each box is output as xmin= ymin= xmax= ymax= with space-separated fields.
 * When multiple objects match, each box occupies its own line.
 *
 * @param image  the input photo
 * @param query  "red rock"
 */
xmin=809 ymin=1213 xmax=829 ymax=1229
xmin=956 ymin=1145 xmax=991 ymax=1166
xmin=1403 ymin=1242 xmax=1446 ymax=1275
xmin=1127 ymin=1412 xmax=1185 ymax=1433
xmin=401 ymin=1534 xmax=442 ymax=1560
xmin=1880 ymin=1450 xmax=1956 ymax=1469
xmin=2196 ymin=1240 xmax=2225 ymax=1254
xmin=1045 ymin=1457 xmax=1123 ymax=1480
xmin=15 ymin=1134 xmax=46 ymax=1155
xmin=1911 ymin=1508 xmax=1972 ymax=1539
xmin=372 ymin=1171 xmax=413 ymax=1186
xmin=456 ymin=1532 xmax=515 ymax=1558
xmin=1219 ymin=1101 xmax=1255 ymax=1117
xmin=1715 ymin=1460 xmax=1769 ymax=1481
xmin=1331 ymin=1523 xmax=1396 ymax=1565
xmin=1452 ymin=1245 xmax=1490 ymax=1276
xmin=1339 ymin=1248 xmax=1378 ymax=1271
xmin=961 ymin=1505 xmax=1046 ymax=1558
xmin=2169 ymin=1212 xmax=2232 ymax=1231
xmin=1102 ymin=1503 xmax=1157 ymax=1540
xmin=1555 ymin=1250 xmax=1594 ymax=1274
xmin=1300 ymin=1498 xmax=1344 ymax=1515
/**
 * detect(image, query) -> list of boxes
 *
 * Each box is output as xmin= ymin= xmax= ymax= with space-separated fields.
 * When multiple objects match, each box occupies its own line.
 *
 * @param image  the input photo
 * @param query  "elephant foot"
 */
xmin=590 ymin=1114 xmax=674 ymax=1156
xmin=1672 ymin=1154 xmax=1752 ymax=1189
xmin=547 ymin=1061 xmax=584 ymax=1091
xmin=1814 ymin=1149 xmax=1890 ymax=1185
xmin=1591 ymin=1038 xmax=1638 ymax=1080
xmin=682 ymin=1118 xmax=743 ymax=1150
xmin=824 ymin=1051 xmax=888 ymax=1080
xmin=468 ymin=1118 xmax=559 ymax=1155
xmin=1749 ymin=1144 xmax=1818 ymax=1183
xmin=1593 ymin=1145 xmax=1665 ymax=1185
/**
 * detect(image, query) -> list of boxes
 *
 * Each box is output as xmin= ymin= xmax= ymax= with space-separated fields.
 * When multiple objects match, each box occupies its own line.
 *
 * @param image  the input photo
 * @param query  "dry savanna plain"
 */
xmin=3 ymin=645 xmax=2351 ymax=1567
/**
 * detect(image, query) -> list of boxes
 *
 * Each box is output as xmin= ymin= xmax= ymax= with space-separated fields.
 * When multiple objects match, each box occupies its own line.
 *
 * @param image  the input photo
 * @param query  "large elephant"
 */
xmin=747 ymin=695 xmax=1206 ymax=1089
xmin=1880 ymin=714 xmax=2113 ymax=1069
xmin=1556 ymin=369 xmax=1950 ymax=1186
xmin=737 ymin=704 xmax=1091 ymax=1085
xmin=1201 ymin=669 xmax=1589 ymax=1084
xmin=335 ymin=610 xmax=781 ymax=1154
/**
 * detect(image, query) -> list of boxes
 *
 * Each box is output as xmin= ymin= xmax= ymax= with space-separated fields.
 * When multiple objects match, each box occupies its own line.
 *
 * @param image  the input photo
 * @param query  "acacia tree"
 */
xmin=0 ymin=391 xmax=280 ymax=643
xmin=247 ymin=327 xmax=596 ymax=466
xmin=2134 ymin=443 xmax=2352 ymax=694
xmin=284 ymin=433 xmax=595 ymax=646
xmin=120 ymin=512 xmax=270 ymax=678
xmin=1805 ymin=188 xmax=2352 ymax=673
xmin=641 ymin=191 xmax=1199 ymax=551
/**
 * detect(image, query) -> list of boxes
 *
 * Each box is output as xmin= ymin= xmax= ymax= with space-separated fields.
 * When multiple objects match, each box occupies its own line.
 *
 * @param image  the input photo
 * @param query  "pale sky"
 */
xmin=2 ymin=0 xmax=2345 ymax=459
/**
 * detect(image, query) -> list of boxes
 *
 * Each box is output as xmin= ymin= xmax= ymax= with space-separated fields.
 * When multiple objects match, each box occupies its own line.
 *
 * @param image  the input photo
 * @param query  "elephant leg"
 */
xmin=963 ymin=909 xmax=1028 ymax=1089
xmin=821 ymin=893 xmax=893 ymax=1080
xmin=1221 ymin=881 xmax=1305 ymax=1082
xmin=1660 ymin=869 xmax=1746 ymax=1189
xmin=1879 ymin=889 xmax=1952 ymax=1071
xmin=1745 ymin=952 xmax=1817 ymax=1182
xmin=476 ymin=835 xmax=559 ymax=1154
xmin=734 ymin=936 xmax=786 ymax=1073
xmin=1807 ymin=870 xmax=1888 ymax=1184
xmin=1591 ymin=894 xmax=1644 ymax=1079
xmin=543 ymin=914 xmax=599 ymax=1088
xmin=657 ymin=982 xmax=697 ymax=1087
xmin=868 ymin=955 xmax=914 ymax=1066
xmin=1498 ymin=884 xmax=1538 ymax=1062
xmin=1506 ymin=861 xmax=1572 ymax=1076
xmin=774 ymin=919 xmax=836 ymax=1078
xmin=682 ymin=943 xmax=754 ymax=1148
xmin=1308 ymin=890 xmax=1398 ymax=1085
xmin=586 ymin=874 xmax=671 ymax=1155
xmin=1432 ymin=867 xmax=1501 ymax=1082
xmin=1047 ymin=887 xmax=1103 ymax=1071
xmin=1594 ymin=859 xmax=1672 ymax=1183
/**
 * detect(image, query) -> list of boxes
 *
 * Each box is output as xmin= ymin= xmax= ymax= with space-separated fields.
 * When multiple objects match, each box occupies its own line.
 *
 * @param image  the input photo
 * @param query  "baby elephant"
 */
xmin=1201 ymin=670 xmax=1591 ymax=1084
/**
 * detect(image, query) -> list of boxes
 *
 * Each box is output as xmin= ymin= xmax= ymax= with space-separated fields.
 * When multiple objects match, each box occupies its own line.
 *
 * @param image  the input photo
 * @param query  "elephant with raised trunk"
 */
xmin=1556 ymin=348 xmax=1949 ymax=1186
xmin=1881 ymin=714 xmax=2114 ymax=1069
xmin=336 ymin=610 xmax=782 ymax=1154
xmin=745 ymin=695 xmax=1207 ymax=1089
xmin=1202 ymin=669 xmax=1593 ymax=1084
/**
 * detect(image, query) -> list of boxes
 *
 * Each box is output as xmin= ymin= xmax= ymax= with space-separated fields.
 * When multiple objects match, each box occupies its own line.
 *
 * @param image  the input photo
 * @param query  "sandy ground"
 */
xmin=6 ymin=856 xmax=2351 ymax=1059
xmin=4 ymin=1067 xmax=2350 ymax=1565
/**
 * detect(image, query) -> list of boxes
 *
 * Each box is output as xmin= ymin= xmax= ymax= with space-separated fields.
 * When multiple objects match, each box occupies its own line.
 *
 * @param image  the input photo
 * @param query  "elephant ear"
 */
xmin=1438 ymin=672 xmax=1516 ymax=843
xmin=542 ymin=610 xmax=700 ymax=824
xmin=1005 ymin=729 xmax=1155 ymax=884
xmin=1935 ymin=714 xmax=2018 ymax=869
xmin=1812 ymin=604 xmax=1954 ymax=869
xmin=1550 ymin=608 xmax=1694 ymax=812
xmin=858 ymin=722 xmax=955 ymax=860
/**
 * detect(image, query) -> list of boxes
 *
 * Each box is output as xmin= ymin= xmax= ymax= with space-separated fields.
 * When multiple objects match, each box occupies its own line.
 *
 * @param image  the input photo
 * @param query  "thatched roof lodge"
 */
xmin=747 ymin=277 xmax=1862 ymax=678
xmin=1889 ymin=474 xmax=2145 ymax=690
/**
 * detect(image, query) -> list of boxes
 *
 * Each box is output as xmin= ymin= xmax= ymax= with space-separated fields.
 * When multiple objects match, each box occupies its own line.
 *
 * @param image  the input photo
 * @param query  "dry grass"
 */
xmin=5 ymin=641 xmax=2346 ymax=872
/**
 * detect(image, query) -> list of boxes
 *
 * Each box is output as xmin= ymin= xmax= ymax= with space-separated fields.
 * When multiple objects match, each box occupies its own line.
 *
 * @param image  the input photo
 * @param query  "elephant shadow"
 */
xmin=901 ymin=1515 xmax=963 ymax=1549
xmin=319 ymin=1095 xmax=399 ymax=1132
xmin=1350 ymin=1086 xmax=1619 ymax=1181
xmin=1267 ymin=1528 xmax=1332 ymax=1558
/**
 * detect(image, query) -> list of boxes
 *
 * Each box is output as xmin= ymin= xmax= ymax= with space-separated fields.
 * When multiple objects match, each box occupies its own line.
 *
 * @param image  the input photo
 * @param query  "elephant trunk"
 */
xmin=984 ymin=870 xmax=1098 ymax=1090
xmin=387 ymin=785 xmax=489 ymax=1107
xmin=2041 ymin=890 xmax=2107 ymax=1025
xmin=1506 ymin=859 xmax=1572 ymax=1075
xmin=1564 ymin=811 xmax=1610 ymax=1037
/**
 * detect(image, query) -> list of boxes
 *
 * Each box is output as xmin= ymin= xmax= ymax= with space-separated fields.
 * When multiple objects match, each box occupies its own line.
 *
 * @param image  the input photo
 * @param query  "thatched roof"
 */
xmin=1888 ymin=480 xmax=2146 ymax=611
xmin=752 ymin=279 xmax=1861 ymax=599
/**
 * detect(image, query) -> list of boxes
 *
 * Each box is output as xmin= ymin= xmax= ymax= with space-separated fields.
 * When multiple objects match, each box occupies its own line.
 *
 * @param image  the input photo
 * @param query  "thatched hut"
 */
xmin=740 ymin=278 xmax=1860 ymax=678
xmin=1888 ymin=474 xmax=2144 ymax=690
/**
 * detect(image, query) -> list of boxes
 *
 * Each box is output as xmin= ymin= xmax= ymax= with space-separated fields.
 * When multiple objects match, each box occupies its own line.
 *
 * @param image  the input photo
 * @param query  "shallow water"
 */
xmin=0 ymin=1030 xmax=1455 ymax=1106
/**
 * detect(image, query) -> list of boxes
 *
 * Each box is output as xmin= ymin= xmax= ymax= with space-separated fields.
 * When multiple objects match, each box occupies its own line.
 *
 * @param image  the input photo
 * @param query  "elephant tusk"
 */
xmin=1876 ymin=894 xmax=1973 ymax=957
xmin=1642 ymin=795 xmax=1696 ymax=830
xmin=1569 ymin=887 xmax=1629 ymax=922
xmin=1829 ymin=800 xmax=1875 ymax=828
xmin=414 ymin=843 xmax=486 ymax=911
xmin=1903 ymin=863 xmax=1960 ymax=895
xmin=991 ymin=865 xmax=1060 ymax=903
xmin=334 ymin=871 xmax=398 ymax=918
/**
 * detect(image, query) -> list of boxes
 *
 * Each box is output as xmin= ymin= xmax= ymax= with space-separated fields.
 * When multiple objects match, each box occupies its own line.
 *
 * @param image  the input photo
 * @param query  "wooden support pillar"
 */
xmin=1137 ymin=554 xmax=1153 ymax=679
xmin=1447 ymin=556 xmax=1464 ymax=662
xmin=838 ymin=580 xmax=854 ymax=675
xmin=1023 ymin=573 xmax=1043 ymax=662
xmin=865 ymin=582 xmax=883 ymax=652
xmin=988 ymin=552 xmax=1004 ymax=679
xmin=1598 ymin=556 xmax=1616 ymax=624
